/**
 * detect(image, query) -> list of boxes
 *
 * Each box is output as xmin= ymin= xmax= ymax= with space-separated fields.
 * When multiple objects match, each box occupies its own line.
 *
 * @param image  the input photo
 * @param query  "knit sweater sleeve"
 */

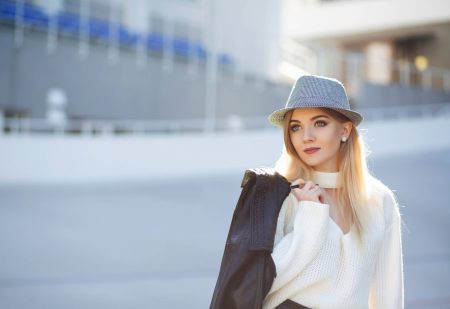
xmin=368 ymin=190 xmax=405 ymax=309
xmin=268 ymin=193 xmax=330 ymax=294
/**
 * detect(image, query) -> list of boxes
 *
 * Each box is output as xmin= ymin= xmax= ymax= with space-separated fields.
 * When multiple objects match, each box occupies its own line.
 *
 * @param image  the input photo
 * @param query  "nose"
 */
xmin=302 ymin=126 xmax=315 ymax=142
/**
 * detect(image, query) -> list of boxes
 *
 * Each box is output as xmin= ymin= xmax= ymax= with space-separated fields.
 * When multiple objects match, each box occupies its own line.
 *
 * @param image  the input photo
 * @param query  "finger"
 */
xmin=290 ymin=179 xmax=306 ymax=189
xmin=291 ymin=178 xmax=306 ymax=185
xmin=310 ymin=187 xmax=322 ymax=201
xmin=318 ymin=195 xmax=324 ymax=203
xmin=290 ymin=184 xmax=305 ymax=190
xmin=303 ymin=181 xmax=315 ymax=191
xmin=316 ymin=188 xmax=325 ymax=202
xmin=307 ymin=186 xmax=319 ymax=193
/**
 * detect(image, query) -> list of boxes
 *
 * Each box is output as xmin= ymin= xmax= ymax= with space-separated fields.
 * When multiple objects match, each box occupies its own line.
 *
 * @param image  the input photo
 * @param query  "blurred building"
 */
xmin=1 ymin=0 xmax=449 ymax=134
xmin=0 ymin=0 xmax=286 ymax=129
xmin=280 ymin=0 xmax=450 ymax=108
xmin=35 ymin=0 xmax=281 ymax=78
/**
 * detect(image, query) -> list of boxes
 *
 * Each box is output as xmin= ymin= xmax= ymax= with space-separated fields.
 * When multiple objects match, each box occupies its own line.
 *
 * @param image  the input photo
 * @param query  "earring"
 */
xmin=341 ymin=136 xmax=347 ymax=142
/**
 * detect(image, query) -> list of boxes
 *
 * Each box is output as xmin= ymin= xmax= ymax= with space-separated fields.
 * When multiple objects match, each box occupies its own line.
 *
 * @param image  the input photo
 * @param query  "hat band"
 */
xmin=286 ymin=96 xmax=347 ymax=109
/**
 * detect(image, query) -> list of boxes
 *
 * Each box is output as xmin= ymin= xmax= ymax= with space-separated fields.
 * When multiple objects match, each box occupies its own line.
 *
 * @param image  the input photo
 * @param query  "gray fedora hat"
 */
xmin=268 ymin=74 xmax=363 ymax=127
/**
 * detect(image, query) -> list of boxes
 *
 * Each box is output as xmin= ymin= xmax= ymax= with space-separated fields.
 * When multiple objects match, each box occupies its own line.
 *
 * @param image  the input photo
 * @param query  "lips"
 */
xmin=304 ymin=147 xmax=320 ymax=154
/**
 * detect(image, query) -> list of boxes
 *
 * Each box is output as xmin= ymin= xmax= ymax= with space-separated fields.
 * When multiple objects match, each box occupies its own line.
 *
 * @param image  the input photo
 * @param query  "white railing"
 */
xmin=0 ymin=115 xmax=273 ymax=136
xmin=1 ymin=102 xmax=449 ymax=136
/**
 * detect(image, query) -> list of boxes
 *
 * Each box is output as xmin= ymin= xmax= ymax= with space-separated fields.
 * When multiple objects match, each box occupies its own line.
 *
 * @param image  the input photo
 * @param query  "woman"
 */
xmin=262 ymin=75 xmax=404 ymax=309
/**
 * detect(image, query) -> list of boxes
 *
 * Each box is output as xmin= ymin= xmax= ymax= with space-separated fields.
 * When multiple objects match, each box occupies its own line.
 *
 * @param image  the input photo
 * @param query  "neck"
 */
xmin=311 ymin=169 xmax=341 ymax=189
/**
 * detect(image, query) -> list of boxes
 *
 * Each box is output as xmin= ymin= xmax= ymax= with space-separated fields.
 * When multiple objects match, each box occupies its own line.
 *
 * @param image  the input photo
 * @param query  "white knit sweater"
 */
xmin=262 ymin=180 xmax=404 ymax=309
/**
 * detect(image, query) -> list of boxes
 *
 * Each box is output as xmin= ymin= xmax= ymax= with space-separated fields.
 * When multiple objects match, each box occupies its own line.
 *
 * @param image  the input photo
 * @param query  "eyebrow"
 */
xmin=289 ymin=115 xmax=330 ymax=123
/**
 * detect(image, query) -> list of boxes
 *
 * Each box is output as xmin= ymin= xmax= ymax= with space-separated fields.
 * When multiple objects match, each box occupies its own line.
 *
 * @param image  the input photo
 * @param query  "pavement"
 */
xmin=0 ymin=146 xmax=449 ymax=308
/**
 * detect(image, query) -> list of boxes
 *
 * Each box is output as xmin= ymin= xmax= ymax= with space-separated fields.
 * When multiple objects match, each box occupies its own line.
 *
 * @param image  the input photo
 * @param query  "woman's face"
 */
xmin=288 ymin=107 xmax=352 ymax=172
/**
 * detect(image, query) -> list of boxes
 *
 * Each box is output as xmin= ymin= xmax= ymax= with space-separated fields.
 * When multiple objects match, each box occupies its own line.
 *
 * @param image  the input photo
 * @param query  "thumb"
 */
xmin=317 ymin=189 xmax=325 ymax=203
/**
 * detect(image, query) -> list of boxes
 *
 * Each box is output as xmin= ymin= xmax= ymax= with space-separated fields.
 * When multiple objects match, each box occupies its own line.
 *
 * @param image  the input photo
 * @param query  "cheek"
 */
xmin=311 ymin=133 xmax=340 ymax=152
xmin=321 ymin=131 xmax=342 ymax=151
xmin=290 ymin=134 xmax=301 ymax=150
xmin=322 ymin=131 xmax=338 ymax=145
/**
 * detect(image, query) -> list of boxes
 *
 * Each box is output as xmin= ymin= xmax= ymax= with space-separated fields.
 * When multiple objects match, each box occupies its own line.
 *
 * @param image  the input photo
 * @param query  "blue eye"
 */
xmin=289 ymin=125 xmax=300 ymax=132
xmin=289 ymin=121 xmax=327 ymax=132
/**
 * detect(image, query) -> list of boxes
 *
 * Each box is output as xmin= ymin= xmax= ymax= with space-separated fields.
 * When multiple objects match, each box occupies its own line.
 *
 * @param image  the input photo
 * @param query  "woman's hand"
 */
xmin=290 ymin=179 xmax=335 ymax=205
xmin=290 ymin=179 xmax=322 ymax=203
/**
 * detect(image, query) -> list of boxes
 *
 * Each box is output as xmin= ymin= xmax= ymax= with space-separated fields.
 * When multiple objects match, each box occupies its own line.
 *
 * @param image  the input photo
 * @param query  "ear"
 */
xmin=342 ymin=121 xmax=353 ymax=136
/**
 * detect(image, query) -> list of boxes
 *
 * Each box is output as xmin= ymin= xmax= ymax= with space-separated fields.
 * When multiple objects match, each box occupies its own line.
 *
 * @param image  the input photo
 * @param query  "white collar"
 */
xmin=311 ymin=169 xmax=341 ymax=188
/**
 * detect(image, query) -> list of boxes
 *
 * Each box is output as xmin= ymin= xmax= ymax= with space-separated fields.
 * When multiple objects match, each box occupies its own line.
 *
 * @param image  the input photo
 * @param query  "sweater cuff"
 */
xmin=298 ymin=200 xmax=330 ymax=211
xmin=270 ymin=199 xmax=330 ymax=286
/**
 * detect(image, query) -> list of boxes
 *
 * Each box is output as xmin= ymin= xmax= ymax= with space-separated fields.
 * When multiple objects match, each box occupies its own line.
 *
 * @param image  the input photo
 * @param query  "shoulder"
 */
xmin=368 ymin=175 xmax=402 ymax=228
xmin=240 ymin=166 xmax=288 ymax=189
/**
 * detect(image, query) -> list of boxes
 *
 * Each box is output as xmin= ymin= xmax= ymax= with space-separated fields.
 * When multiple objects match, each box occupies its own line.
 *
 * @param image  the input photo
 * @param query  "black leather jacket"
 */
xmin=209 ymin=167 xmax=292 ymax=309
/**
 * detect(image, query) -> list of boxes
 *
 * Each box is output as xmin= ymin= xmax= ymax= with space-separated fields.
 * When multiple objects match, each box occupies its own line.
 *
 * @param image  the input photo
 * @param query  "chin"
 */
xmin=302 ymin=158 xmax=323 ymax=167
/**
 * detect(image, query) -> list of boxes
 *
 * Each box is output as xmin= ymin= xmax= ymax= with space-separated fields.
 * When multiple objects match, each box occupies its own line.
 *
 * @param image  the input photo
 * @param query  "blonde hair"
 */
xmin=273 ymin=107 xmax=379 ymax=246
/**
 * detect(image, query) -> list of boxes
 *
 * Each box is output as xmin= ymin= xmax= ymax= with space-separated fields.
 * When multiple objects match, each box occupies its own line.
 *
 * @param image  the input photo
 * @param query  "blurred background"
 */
xmin=0 ymin=0 xmax=449 ymax=308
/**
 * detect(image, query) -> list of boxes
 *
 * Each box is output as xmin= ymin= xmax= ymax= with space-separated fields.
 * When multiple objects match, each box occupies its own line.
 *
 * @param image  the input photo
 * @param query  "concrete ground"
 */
xmin=0 ymin=146 xmax=449 ymax=308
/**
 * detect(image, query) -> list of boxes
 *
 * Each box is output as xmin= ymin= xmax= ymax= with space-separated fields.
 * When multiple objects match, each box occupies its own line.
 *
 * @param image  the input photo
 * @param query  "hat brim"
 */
xmin=268 ymin=106 xmax=363 ymax=128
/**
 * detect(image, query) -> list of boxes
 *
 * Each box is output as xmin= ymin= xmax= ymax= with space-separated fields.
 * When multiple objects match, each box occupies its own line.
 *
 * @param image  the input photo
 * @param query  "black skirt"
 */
xmin=275 ymin=299 xmax=310 ymax=309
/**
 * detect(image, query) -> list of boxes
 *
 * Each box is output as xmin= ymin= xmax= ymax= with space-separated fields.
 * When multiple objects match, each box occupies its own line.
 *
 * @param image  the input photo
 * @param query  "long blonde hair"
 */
xmin=273 ymin=107 xmax=379 ymax=246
